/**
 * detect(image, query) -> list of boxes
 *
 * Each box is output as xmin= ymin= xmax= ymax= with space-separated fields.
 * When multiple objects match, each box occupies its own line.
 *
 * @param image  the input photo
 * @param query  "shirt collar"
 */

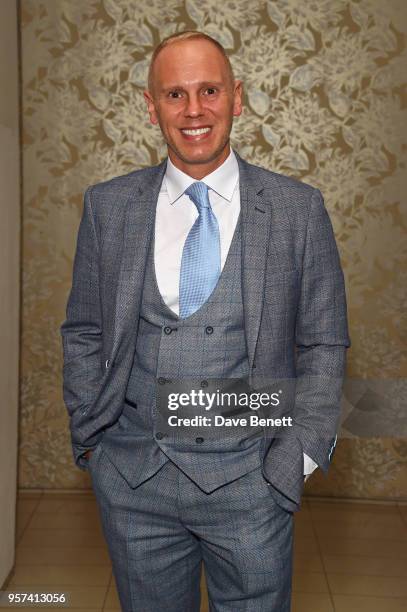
xmin=164 ymin=148 xmax=239 ymax=204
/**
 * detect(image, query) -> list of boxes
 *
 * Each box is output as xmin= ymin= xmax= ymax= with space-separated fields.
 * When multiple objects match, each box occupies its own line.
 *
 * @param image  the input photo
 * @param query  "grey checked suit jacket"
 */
xmin=61 ymin=150 xmax=350 ymax=512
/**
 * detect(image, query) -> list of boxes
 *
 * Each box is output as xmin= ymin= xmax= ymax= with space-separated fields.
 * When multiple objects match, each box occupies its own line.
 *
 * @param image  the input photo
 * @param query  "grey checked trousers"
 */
xmin=88 ymin=443 xmax=294 ymax=612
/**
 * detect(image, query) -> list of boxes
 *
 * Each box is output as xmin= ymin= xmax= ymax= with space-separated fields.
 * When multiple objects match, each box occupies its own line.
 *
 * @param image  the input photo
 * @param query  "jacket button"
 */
xmin=201 ymin=380 xmax=208 ymax=388
xmin=205 ymin=326 xmax=213 ymax=335
xmin=158 ymin=377 xmax=166 ymax=385
xmin=155 ymin=432 xmax=165 ymax=440
xmin=105 ymin=359 xmax=110 ymax=369
xmin=163 ymin=326 xmax=172 ymax=335
xmin=195 ymin=437 xmax=204 ymax=444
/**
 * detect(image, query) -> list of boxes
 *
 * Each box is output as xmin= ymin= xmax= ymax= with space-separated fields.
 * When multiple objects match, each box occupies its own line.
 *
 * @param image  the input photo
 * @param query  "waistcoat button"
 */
xmin=205 ymin=326 xmax=213 ymax=335
xmin=158 ymin=377 xmax=166 ymax=385
xmin=201 ymin=380 xmax=208 ymax=388
xmin=163 ymin=326 xmax=172 ymax=335
xmin=155 ymin=432 xmax=165 ymax=440
xmin=195 ymin=437 xmax=204 ymax=444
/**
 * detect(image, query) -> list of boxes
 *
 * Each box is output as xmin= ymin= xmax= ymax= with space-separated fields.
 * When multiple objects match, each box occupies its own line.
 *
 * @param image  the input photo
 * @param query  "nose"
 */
xmin=184 ymin=92 xmax=204 ymax=117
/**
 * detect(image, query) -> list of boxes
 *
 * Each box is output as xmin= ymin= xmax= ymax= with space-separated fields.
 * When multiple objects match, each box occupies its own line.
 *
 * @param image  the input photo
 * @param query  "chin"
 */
xmin=174 ymin=144 xmax=226 ymax=166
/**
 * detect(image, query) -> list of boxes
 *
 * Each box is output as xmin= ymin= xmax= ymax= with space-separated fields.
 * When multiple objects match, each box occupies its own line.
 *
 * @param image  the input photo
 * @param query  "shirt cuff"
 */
xmin=303 ymin=452 xmax=319 ymax=476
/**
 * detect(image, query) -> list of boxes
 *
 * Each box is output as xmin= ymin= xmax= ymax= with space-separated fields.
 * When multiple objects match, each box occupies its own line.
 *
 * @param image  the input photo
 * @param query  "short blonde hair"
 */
xmin=147 ymin=30 xmax=235 ymax=93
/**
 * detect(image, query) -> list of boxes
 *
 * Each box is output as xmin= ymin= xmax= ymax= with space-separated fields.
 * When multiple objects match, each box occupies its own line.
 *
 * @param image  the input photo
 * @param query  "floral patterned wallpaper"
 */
xmin=19 ymin=0 xmax=406 ymax=497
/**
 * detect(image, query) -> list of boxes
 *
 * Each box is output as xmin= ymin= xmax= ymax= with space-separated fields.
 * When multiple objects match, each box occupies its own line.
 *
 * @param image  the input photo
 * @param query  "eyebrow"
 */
xmin=160 ymin=81 xmax=225 ymax=93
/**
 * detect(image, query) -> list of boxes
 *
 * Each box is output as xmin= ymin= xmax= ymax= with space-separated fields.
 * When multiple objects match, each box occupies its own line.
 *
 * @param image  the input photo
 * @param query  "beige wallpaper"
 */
xmin=19 ymin=0 xmax=407 ymax=498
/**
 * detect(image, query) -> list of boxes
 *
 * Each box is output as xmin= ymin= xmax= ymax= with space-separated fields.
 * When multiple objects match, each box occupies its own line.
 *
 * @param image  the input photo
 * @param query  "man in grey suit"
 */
xmin=61 ymin=30 xmax=350 ymax=612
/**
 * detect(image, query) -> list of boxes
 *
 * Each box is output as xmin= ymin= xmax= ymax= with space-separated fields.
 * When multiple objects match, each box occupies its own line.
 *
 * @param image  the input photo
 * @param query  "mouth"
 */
xmin=180 ymin=126 xmax=212 ymax=140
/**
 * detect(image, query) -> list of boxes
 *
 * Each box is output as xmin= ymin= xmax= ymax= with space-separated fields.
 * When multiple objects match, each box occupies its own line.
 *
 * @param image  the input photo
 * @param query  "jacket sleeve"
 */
xmin=293 ymin=187 xmax=351 ymax=472
xmin=60 ymin=186 xmax=104 ymax=469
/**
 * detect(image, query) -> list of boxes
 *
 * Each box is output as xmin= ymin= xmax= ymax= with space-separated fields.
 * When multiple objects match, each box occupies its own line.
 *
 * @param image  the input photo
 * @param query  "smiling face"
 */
xmin=144 ymin=38 xmax=242 ymax=178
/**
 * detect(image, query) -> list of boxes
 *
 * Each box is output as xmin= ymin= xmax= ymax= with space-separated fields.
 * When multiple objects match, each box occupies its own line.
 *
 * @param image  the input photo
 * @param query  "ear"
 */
xmin=143 ymin=90 xmax=159 ymax=125
xmin=233 ymin=80 xmax=243 ymax=117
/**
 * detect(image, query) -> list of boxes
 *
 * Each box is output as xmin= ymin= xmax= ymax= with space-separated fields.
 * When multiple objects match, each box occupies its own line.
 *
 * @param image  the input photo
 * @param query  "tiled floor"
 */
xmin=2 ymin=492 xmax=406 ymax=611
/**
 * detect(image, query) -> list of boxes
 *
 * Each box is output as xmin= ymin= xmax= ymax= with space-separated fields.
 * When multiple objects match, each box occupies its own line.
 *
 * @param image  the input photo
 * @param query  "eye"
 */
xmin=204 ymin=87 xmax=217 ymax=95
xmin=168 ymin=90 xmax=182 ymax=99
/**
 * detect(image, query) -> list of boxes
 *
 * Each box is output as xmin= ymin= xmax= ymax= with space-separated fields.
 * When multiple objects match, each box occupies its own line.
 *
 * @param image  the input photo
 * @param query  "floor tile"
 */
xmin=333 ymin=594 xmax=407 ymax=612
xmin=16 ymin=513 xmax=32 ymax=540
xmin=104 ymin=581 xmax=120 ymax=609
xmin=294 ymin=507 xmax=313 ymax=524
xmin=17 ymin=491 xmax=43 ymax=500
xmin=310 ymin=503 xmax=403 ymax=521
xmin=16 ymin=499 xmax=40 ymax=539
xmin=9 ymin=565 xmax=111 ymax=587
xmin=27 ymin=512 xmax=103 ymax=531
xmin=200 ymin=593 xmax=209 ymax=612
xmin=292 ymin=572 xmax=329 ymax=593
xmin=291 ymin=592 xmax=334 ymax=612
xmin=18 ymin=529 xmax=106 ymax=549
xmin=327 ymin=573 xmax=407 ymax=597
xmin=293 ymin=520 xmax=315 ymax=539
xmin=315 ymin=521 xmax=407 ymax=541
xmin=317 ymin=537 xmax=407 ymax=558
xmin=310 ymin=503 xmax=407 ymax=541
xmin=35 ymin=498 xmax=98 ymax=515
xmin=200 ymin=571 xmax=209 ymax=612
xmin=17 ymin=499 xmax=40 ymax=514
xmin=323 ymin=554 xmax=407 ymax=577
xmin=308 ymin=501 xmax=399 ymax=515
xmin=398 ymin=504 xmax=407 ymax=526
xmin=293 ymin=536 xmax=319 ymax=554
xmin=293 ymin=552 xmax=324 ymax=573
xmin=15 ymin=546 xmax=111 ymax=566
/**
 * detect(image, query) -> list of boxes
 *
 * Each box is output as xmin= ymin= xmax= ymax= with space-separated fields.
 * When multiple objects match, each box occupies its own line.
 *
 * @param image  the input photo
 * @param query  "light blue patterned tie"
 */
xmin=179 ymin=182 xmax=221 ymax=318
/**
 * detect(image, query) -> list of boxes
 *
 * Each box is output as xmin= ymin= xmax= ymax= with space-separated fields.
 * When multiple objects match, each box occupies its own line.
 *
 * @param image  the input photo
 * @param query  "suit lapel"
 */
xmin=236 ymin=152 xmax=279 ymax=370
xmin=111 ymin=159 xmax=167 ymax=358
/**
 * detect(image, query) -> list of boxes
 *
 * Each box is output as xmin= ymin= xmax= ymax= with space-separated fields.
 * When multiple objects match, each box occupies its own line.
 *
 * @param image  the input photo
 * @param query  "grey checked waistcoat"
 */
xmin=120 ymin=214 xmax=263 ymax=492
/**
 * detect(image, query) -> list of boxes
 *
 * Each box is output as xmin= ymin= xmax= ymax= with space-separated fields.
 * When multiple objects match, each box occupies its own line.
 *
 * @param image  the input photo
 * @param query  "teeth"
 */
xmin=181 ymin=127 xmax=211 ymax=135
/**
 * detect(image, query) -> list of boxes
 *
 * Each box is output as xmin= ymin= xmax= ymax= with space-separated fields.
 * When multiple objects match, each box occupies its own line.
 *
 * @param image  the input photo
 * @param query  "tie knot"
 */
xmin=185 ymin=181 xmax=211 ymax=213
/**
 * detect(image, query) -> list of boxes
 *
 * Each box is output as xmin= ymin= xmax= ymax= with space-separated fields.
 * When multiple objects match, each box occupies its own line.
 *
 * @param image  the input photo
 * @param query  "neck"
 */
xmin=168 ymin=145 xmax=230 ymax=179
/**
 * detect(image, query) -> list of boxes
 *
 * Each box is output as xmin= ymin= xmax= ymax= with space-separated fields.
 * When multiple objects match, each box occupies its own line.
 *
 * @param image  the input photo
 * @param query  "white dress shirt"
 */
xmin=154 ymin=148 xmax=318 ymax=478
xmin=154 ymin=149 xmax=240 ymax=315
